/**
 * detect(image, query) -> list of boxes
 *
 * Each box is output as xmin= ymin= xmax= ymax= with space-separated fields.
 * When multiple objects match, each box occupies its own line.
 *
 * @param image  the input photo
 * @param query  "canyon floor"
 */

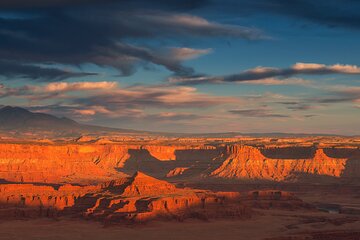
xmin=1 ymin=209 xmax=359 ymax=240
xmin=0 ymin=135 xmax=359 ymax=239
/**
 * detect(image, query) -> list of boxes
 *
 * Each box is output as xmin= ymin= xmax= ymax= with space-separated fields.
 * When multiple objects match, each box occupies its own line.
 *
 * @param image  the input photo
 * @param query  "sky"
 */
xmin=0 ymin=0 xmax=359 ymax=135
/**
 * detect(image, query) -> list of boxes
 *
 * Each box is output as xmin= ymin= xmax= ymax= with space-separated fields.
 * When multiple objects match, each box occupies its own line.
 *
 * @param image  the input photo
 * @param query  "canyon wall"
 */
xmin=210 ymin=145 xmax=350 ymax=181
xmin=0 ymin=144 xmax=131 ymax=183
xmin=0 ymin=143 xmax=358 ymax=184
xmin=0 ymin=172 xmax=309 ymax=223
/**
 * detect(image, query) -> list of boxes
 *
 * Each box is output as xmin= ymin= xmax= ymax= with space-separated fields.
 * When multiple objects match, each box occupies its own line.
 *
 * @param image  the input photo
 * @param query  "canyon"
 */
xmin=0 ymin=136 xmax=359 ymax=239
xmin=1 ymin=171 xmax=309 ymax=223
xmin=0 ymin=140 xmax=358 ymax=184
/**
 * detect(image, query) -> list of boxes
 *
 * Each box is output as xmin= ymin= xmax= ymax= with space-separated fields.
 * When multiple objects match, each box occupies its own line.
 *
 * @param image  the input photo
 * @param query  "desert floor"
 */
xmin=1 ymin=209 xmax=359 ymax=240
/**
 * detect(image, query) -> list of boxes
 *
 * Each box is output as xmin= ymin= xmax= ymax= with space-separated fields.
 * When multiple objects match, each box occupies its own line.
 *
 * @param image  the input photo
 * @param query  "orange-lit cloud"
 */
xmin=170 ymin=63 xmax=360 ymax=85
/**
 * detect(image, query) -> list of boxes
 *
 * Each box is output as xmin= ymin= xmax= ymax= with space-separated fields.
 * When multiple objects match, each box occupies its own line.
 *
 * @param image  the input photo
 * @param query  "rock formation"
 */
xmin=0 ymin=172 xmax=254 ymax=222
xmin=0 ymin=172 xmax=311 ymax=223
xmin=166 ymin=167 xmax=190 ymax=177
xmin=0 ymin=143 xmax=221 ymax=183
xmin=210 ymin=145 xmax=348 ymax=181
xmin=0 ymin=142 xmax=358 ymax=184
xmin=0 ymin=143 xmax=133 ymax=183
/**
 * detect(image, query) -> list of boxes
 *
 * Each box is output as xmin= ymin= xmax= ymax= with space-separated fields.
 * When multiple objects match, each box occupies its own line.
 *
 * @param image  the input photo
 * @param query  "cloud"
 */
xmin=129 ymin=12 xmax=264 ymax=39
xmin=292 ymin=63 xmax=360 ymax=74
xmin=73 ymin=109 xmax=96 ymax=116
xmin=275 ymin=85 xmax=360 ymax=110
xmin=168 ymin=47 xmax=212 ymax=60
xmin=205 ymin=0 xmax=360 ymax=30
xmin=240 ymin=77 xmax=312 ymax=86
xmin=265 ymin=0 xmax=360 ymax=29
xmin=0 ymin=81 xmax=118 ymax=100
xmin=170 ymin=63 xmax=360 ymax=85
xmin=0 ymin=0 xmax=98 ymax=8
xmin=0 ymin=3 xmax=264 ymax=80
xmin=0 ymin=81 xmax=238 ymax=122
xmin=304 ymin=114 xmax=317 ymax=118
xmin=72 ymin=85 xmax=238 ymax=110
xmin=0 ymin=60 xmax=96 ymax=81
xmin=314 ymin=86 xmax=360 ymax=104
xmin=229 ymin=108 xmax=290 ymax=118
xmin=109 ymin=44 xmax=211 ymax=76
xmin=145 ymin=112 xmax=209 ymax=122
xmin=0 ymin=0 xmax=208 ymax=10
xmin=276 ymin=101 xmax=317 ymax=111
xmin=28 ymin=103 xmax=212 ymax=130
xmin=286 ymin=105 xmax=314 ymax=111
xmin=41 ymin=81 xmax=117 ymax=92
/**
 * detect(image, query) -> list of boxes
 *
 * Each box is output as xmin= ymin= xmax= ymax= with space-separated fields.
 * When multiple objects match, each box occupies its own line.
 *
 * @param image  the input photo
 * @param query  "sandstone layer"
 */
xmin=0 ymin=172 xmax=312 ymax=223
xmin=0 ymin=141 xmax=358 ymax=184
xmin=210 ymin=145 xmax=349 ymax=181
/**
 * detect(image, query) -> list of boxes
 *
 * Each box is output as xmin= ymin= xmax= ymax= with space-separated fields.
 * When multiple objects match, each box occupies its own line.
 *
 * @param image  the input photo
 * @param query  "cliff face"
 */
xmin=0 ymin=144 xmax=132 ymax=183
xmin=0 ymin=172 xmax=309 ymax=223
xmin=143 ymin=145 xmax=218 ymax=161
xmin=0 ymin=143 xmax=222 ymax=183
xmin=210 ymin=145 xmax=349 ymax=181
xmin=0 ymin=183 xmax=99 ymax=218
xmin=0 ymin=143 xmax=357 ymax=184
xmin=119 ymin=171 xmax=177 ymax=197
xmin=142 ymin=146 xmax=179 ymax=161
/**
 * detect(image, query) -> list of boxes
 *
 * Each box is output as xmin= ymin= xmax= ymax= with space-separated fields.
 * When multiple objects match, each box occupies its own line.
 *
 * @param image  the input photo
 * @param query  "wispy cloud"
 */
xmin=168 ymin=47 xmax=212 ymax=60
xmin=72 ymin=85 xmax=238 ymax=110
xmin=229 ymin=108 xmax=290 ymax=118
xmin=239 ymin=77 xmax=313 ymax=86
xmin=313 ymin=86 xmax=360 ymax=104
xmin=276 ymin=85 xmax=360 ymax=110
xmin=0 ymin=60 xmax=96 ymax=82
xmin=0 ymin=81 xmax=239 ymax=121
xmin=0 ymin=81 xmax=118 ymax=100
xmin=169 ymin=63 xmax=360 ymax=85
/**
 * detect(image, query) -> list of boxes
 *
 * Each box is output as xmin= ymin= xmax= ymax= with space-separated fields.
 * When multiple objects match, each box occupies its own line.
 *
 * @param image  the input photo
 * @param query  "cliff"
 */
xmin=0 ymin=142 xmax=357 ymax=184
xmin=0 ymin=172 xmax=311 ymax=223
xmin=210 ymin=145 xmax=348 ymax=181
xmin=0 ymin=144 xmax=131 ymax=184
xmin=0 ymin=143 xmax=220 ymax=183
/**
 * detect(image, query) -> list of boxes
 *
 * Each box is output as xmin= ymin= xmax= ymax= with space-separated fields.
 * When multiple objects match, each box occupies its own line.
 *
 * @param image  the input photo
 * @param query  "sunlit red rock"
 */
xmin=0 ymin=172 xmax=260 ymax=222
xmin=210 ymin=145 xmax=349 ymax=181
xmin=0 ymin=141 xmax=358 ymax=184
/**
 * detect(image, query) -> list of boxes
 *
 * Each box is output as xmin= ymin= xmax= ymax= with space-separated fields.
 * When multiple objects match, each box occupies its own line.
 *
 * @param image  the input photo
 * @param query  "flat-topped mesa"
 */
xmin=223 ymin=145 xmax=267 ymax=164
xmin=225 ymin=145 xmax=265 ymax=158
xmin=211 ymin=145 xmax=348 ymax=181
xmin=0 ymin=143 xmax=220 ymax=184
xmin=143 ymin=145 xmax=218 ymax=161
xmin=0 ymin=183 xmax=98 ymax=219
xmin=0 ymin=143 xmax=131 ymax=184
xmin=211 ymin=145 xmax=268 ymax=179
xmin=121 ymin=171 xmax=177 ymax=197
xmin=142 ymin=146 xmax=178 ymax=161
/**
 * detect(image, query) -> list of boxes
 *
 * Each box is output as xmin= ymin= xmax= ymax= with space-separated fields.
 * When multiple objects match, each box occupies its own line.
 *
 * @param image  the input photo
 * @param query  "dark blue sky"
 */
xmin=0 ymin=0 xmax=359 ymax=134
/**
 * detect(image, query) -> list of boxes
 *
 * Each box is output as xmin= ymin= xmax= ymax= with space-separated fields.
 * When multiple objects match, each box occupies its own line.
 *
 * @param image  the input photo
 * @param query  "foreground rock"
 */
xmin=0 ymin=172 xmax=310 ymax=223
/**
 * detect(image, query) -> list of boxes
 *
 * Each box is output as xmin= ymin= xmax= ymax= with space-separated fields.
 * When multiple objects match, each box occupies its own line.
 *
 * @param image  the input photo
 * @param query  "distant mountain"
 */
xmin=172 ymin=132 xmax=343 ymax=138
xmin=188 ymin=132 xmax=341 ymax=138
xmin=0 ymin=106 xmax=143 ymax=136
xmin=0 ymin=106 xmax=348 ymax=138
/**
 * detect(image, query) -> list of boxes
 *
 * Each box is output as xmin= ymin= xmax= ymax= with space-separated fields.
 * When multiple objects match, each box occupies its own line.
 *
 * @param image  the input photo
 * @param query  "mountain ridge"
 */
xmin=0 ymin=106 xmax=143 ymax=136
xmin=0 ymin=106 xmax=353 ymax=137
